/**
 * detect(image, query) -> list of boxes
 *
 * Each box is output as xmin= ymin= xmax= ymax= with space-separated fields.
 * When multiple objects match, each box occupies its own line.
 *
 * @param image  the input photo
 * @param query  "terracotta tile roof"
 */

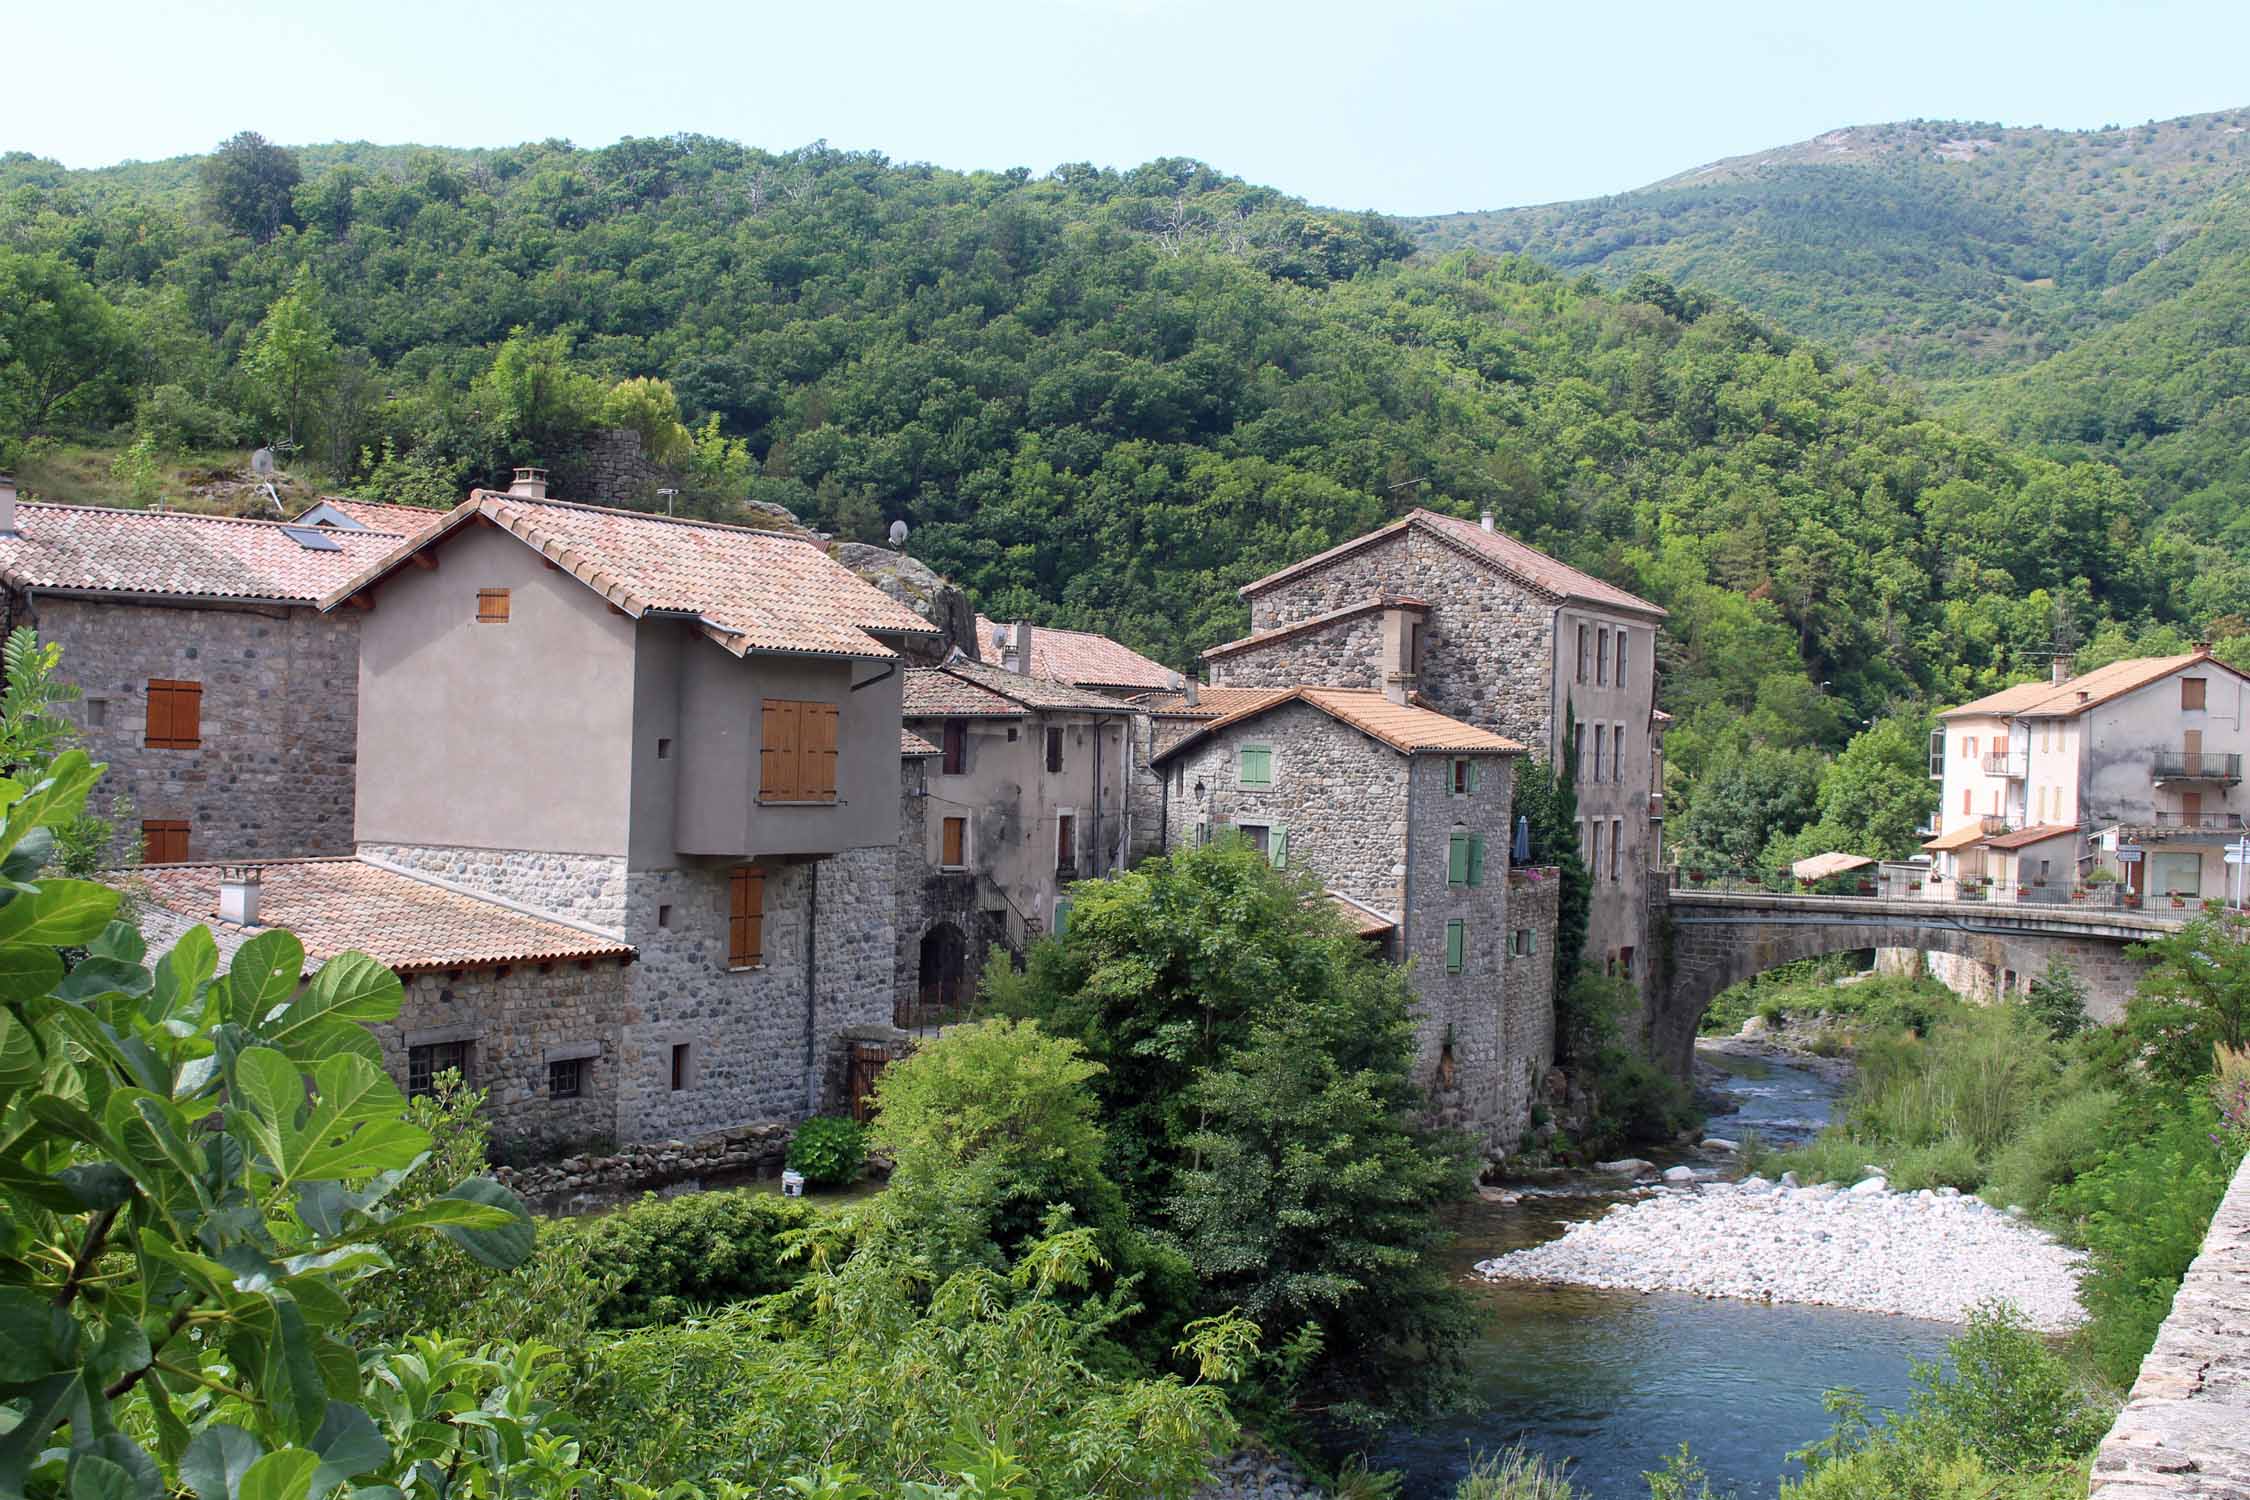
xmin=122 ymin=858 xmax=635 ymax=974
xmin=1981 ymin=822 xmax=2081 ymax=851
xmin=321 ymin=492 xmax=941 ymax=659
xmin=1153 ymin=685 xmax=1526 ymax=763
xmin=1202 ymin=595 xmax=1429 ymax=662
xmin=1325 ymin=890 xmax=1398 ymax=938
xmin=901 ymin=728 xmax=943 ymax=757
xmin=1131 ymin=686 xmax=1290 ymax=720
xmin=903 ymin=667 xmax=1027 ymax=718
xmin=972 ymin=616 xmax=1174 ymax=691
xmin=1240 ymin=509 xmax=1665 ymax=619
xmin=1922 ymin=822 xmax=1992 ymax=852
xmin=1941 ymin=654 xmax=2248 ymax=720
xmin=292 ymin=497 xmax=451 ymax=536
xmin=0 ymin=503 xmax=407 ymax=604
xmin=937 ymin=658 xmax=1136 ymax=713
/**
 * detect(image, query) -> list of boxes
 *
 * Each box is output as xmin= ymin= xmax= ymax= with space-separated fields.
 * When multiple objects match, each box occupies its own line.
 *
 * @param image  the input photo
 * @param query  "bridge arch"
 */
xmin=1646 ymin=891 xmax=2172 ymax=1075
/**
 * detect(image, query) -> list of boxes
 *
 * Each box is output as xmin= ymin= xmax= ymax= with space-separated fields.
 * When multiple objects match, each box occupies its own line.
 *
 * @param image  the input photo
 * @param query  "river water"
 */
xmin=1367 ymin=1048 xmax=1959 ymax=1498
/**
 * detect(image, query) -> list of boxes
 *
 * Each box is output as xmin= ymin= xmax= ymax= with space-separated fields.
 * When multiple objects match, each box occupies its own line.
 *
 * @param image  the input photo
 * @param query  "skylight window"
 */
xmin=282 ymin=526 xmax=342 ymax=552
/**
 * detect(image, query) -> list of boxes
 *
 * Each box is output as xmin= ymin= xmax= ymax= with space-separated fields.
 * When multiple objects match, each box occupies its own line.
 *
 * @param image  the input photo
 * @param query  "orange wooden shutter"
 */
xmin=176 ymin=682 xmax=201 ymax=747
xmin=942 ymin=817 xmax=964 ymax=866
xmin=729 ymin=866 xmax=764 ymax=967
xmin=760 ymin=700 xmax=800 ymax=800
xmin=806 ymin=703 xmax=839 ymax=801
xmin=145 ymin=683 xmax=167 ymax=746
xmin=142 ymin=820 xmax=188 ymax=863
xmin=477 ymin=588 xmax=510 ymax=622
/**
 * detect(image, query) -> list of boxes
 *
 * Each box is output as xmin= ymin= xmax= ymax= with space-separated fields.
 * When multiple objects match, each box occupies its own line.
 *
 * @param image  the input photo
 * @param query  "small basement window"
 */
xmin=547 ymin=1056 xmax=586 ymax=1099
xmin=477 ymin=588 xmax=510 ymax=623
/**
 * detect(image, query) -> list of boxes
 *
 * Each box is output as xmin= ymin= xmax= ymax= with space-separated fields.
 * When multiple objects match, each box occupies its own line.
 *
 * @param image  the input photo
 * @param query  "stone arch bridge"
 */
xmin=1645 ymin=888 xmax=2187 ymax=1075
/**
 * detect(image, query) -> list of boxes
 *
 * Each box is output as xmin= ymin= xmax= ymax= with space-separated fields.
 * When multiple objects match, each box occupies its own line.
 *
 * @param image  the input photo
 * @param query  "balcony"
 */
xmin=1978 ymin=813 xmax=2019 ymax=836
xmin=1981 ymin=752 xmax=2028 ymax=778
xmin=2152 ymin=749 xmax=2243 ymax=785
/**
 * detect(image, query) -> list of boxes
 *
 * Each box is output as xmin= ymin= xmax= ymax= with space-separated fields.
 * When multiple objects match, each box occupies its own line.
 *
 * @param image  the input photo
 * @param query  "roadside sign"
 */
xmin=2117 ymin=846 xmax=2143 ymax=864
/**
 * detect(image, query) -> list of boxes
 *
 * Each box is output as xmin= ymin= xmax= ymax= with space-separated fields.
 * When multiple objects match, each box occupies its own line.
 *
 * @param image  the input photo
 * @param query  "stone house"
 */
xmin=0 ymin=479 xmax=403 ymax=863
xmin=128 ymin=858 xmax=637 ymax=1154
xmin=896 ymin=658 xmax=1139 ymax=1023
xmin=324 ymin=473 xmax=943 ymax=1140
xmin=1206 ymin=507 xmax=1667 ymax=986
xmin=1149 ymin=685 xmax=1557 ymax=1144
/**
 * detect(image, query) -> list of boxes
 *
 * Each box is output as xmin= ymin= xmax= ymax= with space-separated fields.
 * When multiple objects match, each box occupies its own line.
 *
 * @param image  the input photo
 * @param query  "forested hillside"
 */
xmin=2 ymin=132 xmax=2243 ymax=840
xmin=1406 ymin=110 xmax=2250 ymax=383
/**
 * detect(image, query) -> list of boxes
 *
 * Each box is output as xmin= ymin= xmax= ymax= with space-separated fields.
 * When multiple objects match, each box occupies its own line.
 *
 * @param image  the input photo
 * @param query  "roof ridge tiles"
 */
xmin=473 ymin=490 xmax=827 ymax=547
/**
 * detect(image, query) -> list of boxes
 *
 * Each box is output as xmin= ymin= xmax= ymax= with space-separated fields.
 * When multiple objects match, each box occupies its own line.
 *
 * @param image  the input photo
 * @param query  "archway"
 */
xmin=908 ymin=921 xmax=968 ymax=1029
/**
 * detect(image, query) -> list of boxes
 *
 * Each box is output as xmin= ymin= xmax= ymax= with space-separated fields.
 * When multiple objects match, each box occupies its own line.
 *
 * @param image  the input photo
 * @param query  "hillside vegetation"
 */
xmin=3 ymin=131 xmax=2246 ymax=829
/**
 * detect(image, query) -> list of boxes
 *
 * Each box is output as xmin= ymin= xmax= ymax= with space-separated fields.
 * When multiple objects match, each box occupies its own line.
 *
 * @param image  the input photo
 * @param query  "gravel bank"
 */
xmin=1476 ymin=1176 xmax=2088 ymax=1331
xmin=1192 ymin=1449 xmax=1324 ymax=1500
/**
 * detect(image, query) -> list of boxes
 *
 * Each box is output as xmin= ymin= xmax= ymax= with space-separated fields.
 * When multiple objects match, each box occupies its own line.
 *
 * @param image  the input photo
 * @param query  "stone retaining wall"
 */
xmin=2089 ymin=1151 xmax=2250 ymax=1498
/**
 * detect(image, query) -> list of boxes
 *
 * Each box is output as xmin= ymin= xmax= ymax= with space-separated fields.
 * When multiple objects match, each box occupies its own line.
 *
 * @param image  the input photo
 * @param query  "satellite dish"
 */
xmin=888 ymin=518 xmax=909 ymax=546
xmin=250 ymin=447 xmax=276 ymax=476
xmin=991 ymin=625 xmax=1011 ymax=652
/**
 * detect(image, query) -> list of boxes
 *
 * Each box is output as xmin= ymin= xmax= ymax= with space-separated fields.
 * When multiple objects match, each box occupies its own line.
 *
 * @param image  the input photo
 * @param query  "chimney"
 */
xmin=0 ymin=473 xmax=16 ymax=537
xmin=217 ymin=867 xmax=263 ymax=928
xmin=2193 ymin=639 xmax=2212 ymax=656
xmin=1184 ymin=676 xmax=1200 ymax=708
xmin=2051 ymin=654 xmax=2074 ymax=685
xmin=507 ymin=466 xmax=550 ymax=500
xmin=1480 ymin=510 xmax=1496 ymax=533
xmin=1003 ymin=622 xmax=1034 ymax=676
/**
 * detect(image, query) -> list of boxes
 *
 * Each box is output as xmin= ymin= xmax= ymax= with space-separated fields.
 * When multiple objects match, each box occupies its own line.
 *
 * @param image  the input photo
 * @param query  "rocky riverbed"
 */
xmin=1475 ymin=1175 xmax=2088 ymax=1331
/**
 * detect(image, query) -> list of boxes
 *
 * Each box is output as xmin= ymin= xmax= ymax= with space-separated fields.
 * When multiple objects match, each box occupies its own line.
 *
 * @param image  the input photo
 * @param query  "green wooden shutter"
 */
xmin=1239 ymin=746 xmax=1272 ymax=787
xmin=1053 ymin=899 xmax=1072 ymax=937
xmin=1271 ymin=824 xmax=1288 ymax=868
xmin=1448 ymin=832 xmax=1469 ymax=886
xmin=1446 ymin=920 xmax=1465 ymax=973
xmin=1529 ymin=929 xmax=1538 ymax=955
xmin=1467 ymin=835 xmax=1485 ymax=887
xmin=1469 ymin=760 xmax=1482 ymax=793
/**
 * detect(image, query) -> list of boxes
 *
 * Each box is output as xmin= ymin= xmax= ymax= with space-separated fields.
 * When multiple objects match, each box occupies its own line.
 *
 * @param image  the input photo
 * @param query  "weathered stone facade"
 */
xmin=1210 ymin=611 xmax=1390 ymax=693
xmin=381 ymin=961 xmax=635 ymax=1156
xmin=1500 ymin=868 xmax=1561 ymax=1140
xmin=20 ymin=595 xmax=363 ymax=862
xmin=357 ymin=843 xmax=629 ymax=930
xmin=557 ymin=428 xmax=677 ymax=509
xmin=1156 ymin=702 xmax=1555 ymax=1146
xmin=2090 ymin=1152 xmax=2250 ymax=1498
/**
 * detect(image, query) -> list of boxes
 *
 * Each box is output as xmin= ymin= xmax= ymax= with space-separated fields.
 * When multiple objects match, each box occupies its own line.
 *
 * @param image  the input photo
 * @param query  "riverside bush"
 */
xmin=784 ymin=1113 xmax=868 ymax=1187
xmin=554 ymin=1188 xmax=815 ymax=1327
xmin=1980 ymin=1087 xmax=2120 ymax=1213
xmin=1452 ymin=1447 xmax=1584 ymax=1499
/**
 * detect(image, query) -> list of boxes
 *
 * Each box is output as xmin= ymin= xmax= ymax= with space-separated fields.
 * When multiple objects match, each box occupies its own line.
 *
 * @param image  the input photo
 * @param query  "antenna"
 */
xmin=657 ymin=487 xmax=680 ymax=516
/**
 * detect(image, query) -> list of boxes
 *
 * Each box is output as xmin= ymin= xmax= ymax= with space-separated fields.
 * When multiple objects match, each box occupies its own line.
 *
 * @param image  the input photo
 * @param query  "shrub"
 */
xmin=1887 ymin=1134 xmax=1985 ymax=1191
xmin=556 ymin=1188 xmax=815 ymax=1327
xmin=1452 ymin=1448 xmax=1584 ymax=1499
xmin=1912 ymin=1303 xmax=2111 ymax=1470
xmin=2022 ymin=961 xmax=2091 ymax=1041
xmin=786 ymin=1113 xmax=868 ymax=1187
xmin=1980 ymin=1087 xmax=2120 ymax=1213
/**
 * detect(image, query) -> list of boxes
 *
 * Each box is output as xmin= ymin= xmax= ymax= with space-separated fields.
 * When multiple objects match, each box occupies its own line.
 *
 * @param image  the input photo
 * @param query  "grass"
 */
xmin=12 ymin=437 xmax=328 ymax=515
xmin=1451 ymin=1448 xmax=1584 ymax=1500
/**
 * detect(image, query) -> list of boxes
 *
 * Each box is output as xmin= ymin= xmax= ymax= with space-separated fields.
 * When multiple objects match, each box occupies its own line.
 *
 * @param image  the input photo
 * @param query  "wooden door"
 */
xmin=2184 ymin=790 xmax=2204 ymax=827
xmin=2185 ymin=729 xmax=2204 ymax=777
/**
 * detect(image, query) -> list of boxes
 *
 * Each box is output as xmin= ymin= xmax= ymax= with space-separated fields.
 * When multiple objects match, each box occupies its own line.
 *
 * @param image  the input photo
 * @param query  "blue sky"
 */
xmin=13 ymin=0 xmax=2250 ymax=213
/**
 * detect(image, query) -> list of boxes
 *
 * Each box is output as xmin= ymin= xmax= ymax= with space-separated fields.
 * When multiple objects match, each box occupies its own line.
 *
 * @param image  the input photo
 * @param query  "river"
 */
xmin=1366 ymin=1046 xmax=1959 ymax=1498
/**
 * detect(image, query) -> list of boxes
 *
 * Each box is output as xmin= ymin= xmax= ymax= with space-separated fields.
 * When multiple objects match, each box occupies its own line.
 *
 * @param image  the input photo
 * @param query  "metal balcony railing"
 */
xmin=2152 ymin=750 xmax=2244 ymax=783
xmin=1981 ymin=753 xmax=2028 ymax=778
xmin=1978 ymin=813 xmax=2019 ymax=835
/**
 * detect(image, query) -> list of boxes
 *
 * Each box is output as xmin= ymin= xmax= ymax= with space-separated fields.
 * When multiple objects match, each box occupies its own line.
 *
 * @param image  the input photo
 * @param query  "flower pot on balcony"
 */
xmin=1689 ymin=869 xmax=1706 ymax=883
xmin=1857 ymin=881 xmax=1876 ymax=895
xmin=1908 ymin=881 xmax=1923 ymax=892
xmin=2017 ymin=887 xmax=2031 ymax=900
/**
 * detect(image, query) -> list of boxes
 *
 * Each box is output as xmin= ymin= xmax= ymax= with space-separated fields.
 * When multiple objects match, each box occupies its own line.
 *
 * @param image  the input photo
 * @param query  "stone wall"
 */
xmin=895 ymin=760 xmax=1002 ymax=1022
xmin=25 ymin=595 xmax=362 ymax=862
xmin=358 ymin=843 xmax=629 ymax=931
xmin=2089 ymin=1152 xmax=2250 ymax=1498
xmin=1210 ymin=612 xmax=1387 ymax=691
xmin=379 ymin=960 xmax=635 ymax=1156
xmin=560 ymin=428 xmax=675 ymax=509
xmin=492 ymin=1121 xmax=794 ymax=1215
xmin=1125 ymin=712 xmax=1170 ymax=866
xmin=1502 ymin=867 xmax=1562 ymax=1143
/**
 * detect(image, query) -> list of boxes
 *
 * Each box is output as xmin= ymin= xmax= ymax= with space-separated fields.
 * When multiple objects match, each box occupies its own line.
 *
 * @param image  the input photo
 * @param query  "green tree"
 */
xmin=1810 ymin=715 xmax=1941 ymax=860
xmin=0 ymin=249 xmax=135 ymax=434
xmin=198 ymin=130 xmax=301 ymax=243
xmin=244 ymin=270 xmax=338 ymax=450
xmin=1677 ymin=743 xmax=1825 ymax=875
xmin=597 ymin=376 xmax=692 ymax=466
xmin=471 ymin=329 xmax=605 ymax=463
xmin=1515 ymin=747 xmax=1592 ymax=989
xmin=0 ymin=630 xmax=121 ymax=876
xmin=0 ymin=747 xmax=557 ymax=1500
xmin=2124 ymin=907 xmax=2250 ymax=1080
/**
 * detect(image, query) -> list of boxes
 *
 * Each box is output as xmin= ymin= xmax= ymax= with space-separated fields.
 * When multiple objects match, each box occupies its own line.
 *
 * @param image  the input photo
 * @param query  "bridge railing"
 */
xmin=1662 ymin=866 xmax=2214 ymax=917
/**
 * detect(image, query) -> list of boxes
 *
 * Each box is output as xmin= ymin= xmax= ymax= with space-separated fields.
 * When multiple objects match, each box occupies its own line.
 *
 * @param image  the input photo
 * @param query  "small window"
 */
xmin=1573 ymin=722 xmax=1586 ymax=782
xmin=1046 ymin=727 xmax=1065 ymax=774
xmin=1445 ymin=920 xmax=1466 ymax=974
xmin=145 ymin=679 xmax=202 ymax=749
xmin=1588 ymin=820 xmax=1602 ymax=874
xmin=84 ymin=698 xmax=107 ymax=728
xmin=1007 ymin=726 xmax=1018 ymax=742
xmin=941 ymin=815 xmax=967 ymax=868
xmin=1592 ymin=726 xmax=1605 ymax=783
xmin=547 ymin=1056 xmax=586 ymax=1099
xmin=1576 ymin=624 xmax=1588 ymax=684
xmin=1243 ymin=823 xmax=1290 ymax=866
xmin=657 ymin=903 xmax=672 ymax=929
xmin=1057 ymin=813 xmax=1076 ymax=871
xmin=942 ymin=721 xmax=967 ymax=775
xmin=670 ymin=1043 xmax=691 ymax=1092
xmin=1614 ymin=723 xmax=1627 ymax=782
xmin=1238 ymin=744 xmax=1273 ymax=788
xmin=1610 ymin=818 xmax=1623 ymax=880
xmin=477 ymin=588 xmax=510 ymax=623
xmin=2183 ymin=677 xmax=2208 ymax=710
xmin=1244 ymin=823 xmax=1270 ymax=857
xmin=1510 ymin=928 xmax=1539 ymax=958
xmin=1453 ymin=758 xmax=1482 ymax=796
xmin=1962 ymin=788 xmax=1971 ymax=814
xmin=657 ymin=737 xmax=672 ymax=760
xmin=408 ymin=1040 xmax=474 ymax=1098
xmin=141 ymin=819 xmax=189 ymax=864
xmin=729 ymin=866 xmax=765 ymax=968
xmin=1615 ymin=630 xmax=1628 ymax=692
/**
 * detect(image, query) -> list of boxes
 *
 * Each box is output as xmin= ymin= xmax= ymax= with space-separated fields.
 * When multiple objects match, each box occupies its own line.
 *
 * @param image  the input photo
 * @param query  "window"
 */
xmin=760 ymin=699 xmax=839 ymax=801
xmin=1510 ymin=928 xmax=1539 ymax=957
xmin=1576 ymin=625 xmax=1588 ymax=684
xmin=1596 ymin=627 xmax=1609 ymax=686
xmin=1244 ymin=824 xmax=1269 ymax=857
xmin=728 ymin=866 xmax=764 ymax=969
xmin=657 ymin=903 xmax=672 ymax=929
xmin=1452 ymin=757 xmax=1481 ymax=796
xmin=408 ymin=1040 xmax=474 ymax=1098
xmin=1242 ymin=823 xmax=1289 ymax=867
xmin=1587 ymin=820 xmax=1602 ymax=875
xmin=1592 ymin=726 xmax=1604 ymax=784
xmin=1619 ymin=945 xmax=1635 ymax=979
xmin=1046 ymin=726 xmax=1065 ymax=773
xmin=547 ymin=1056 xmax=585 ymax=1099
xmin=141 ymin=820 xmax=189 ymax=864
xmin=1610 ymin=818 xmax=1623 ymax=880
xmin=656 ymin=737 xmax=672 ymax=760
xmin=1195 ymin=819 xmax=1212 ymax=847
xmin=2183 ymin=677 xmax=2208 ymax=710
xmin=1445 ymin=920 xmax=1467 ymax=974
xmin=84 ymin=698 xmax=107 ymax=728
xmin=1007 ymin=726 xmax=1018 ymax=742
xmin=144 ymin=680 xmax=201 ymax=749
xmin=941 ymin=816 xmax=967 ymax=868
xmin=1615 ymin=723 xmax=1628 ymax=782
xmin=476 ymin=588 xmax=510 ymax=623
xmin=670 ymin=1043 xmax=691 ymax=1092
xmin=942 ymin=721 xmax=967 ymax=775
xmin=1238 ymin=744 xmax=1273 ymax=788
xmin=1447 ymin=830 xmax=1486 ymax=887
xmin=1615 ymin=630 xmax=1628 ymax=693
xmin=1057 ymin=813 xmax=1076 ymax=871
